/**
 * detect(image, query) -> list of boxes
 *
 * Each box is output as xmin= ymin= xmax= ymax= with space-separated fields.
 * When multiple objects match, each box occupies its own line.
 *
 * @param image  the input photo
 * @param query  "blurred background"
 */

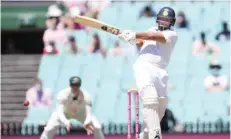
xmin=1 ymin=0 xmax=230 ymax=139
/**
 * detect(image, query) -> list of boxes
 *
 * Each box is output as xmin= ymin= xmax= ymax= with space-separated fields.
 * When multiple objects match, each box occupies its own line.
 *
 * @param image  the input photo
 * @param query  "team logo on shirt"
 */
xmin=163 ymin=9 xmax=169 ymax=16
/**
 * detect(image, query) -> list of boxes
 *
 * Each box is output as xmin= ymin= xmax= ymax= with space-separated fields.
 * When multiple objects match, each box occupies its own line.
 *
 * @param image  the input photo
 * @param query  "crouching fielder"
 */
xmin=40 ymin=76 xmax=105 ymax=139
xmin=119 ymin=7 xmax=178 ymax=139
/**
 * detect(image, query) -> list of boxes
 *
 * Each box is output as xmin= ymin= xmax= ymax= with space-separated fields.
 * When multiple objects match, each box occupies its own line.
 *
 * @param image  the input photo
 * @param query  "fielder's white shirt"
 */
xmin=56 ymin=87 xmax=92 ymax=125
xmin=134 ymin=27 xmax=178 ymax=69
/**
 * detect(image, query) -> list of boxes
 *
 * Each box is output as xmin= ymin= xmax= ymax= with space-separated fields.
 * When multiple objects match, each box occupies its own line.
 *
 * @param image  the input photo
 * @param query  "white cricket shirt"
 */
xmin=56 ymin=87 xmax=92 ymax=125
xmin=134 ymin=27 xmax=178 ymax=69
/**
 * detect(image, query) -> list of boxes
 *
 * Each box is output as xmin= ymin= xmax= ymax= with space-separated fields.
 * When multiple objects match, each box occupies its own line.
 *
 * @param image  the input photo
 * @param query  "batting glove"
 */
xmin=118 ymin=30 xmax=137 ymax=45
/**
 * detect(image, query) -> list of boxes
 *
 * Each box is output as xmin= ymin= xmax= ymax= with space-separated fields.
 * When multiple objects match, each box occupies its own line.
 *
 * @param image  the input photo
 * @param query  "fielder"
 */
xmin=118 ymin=7 xmax=178 ymax=139
xmin=40 ymin=76 xmax=105 ymax=139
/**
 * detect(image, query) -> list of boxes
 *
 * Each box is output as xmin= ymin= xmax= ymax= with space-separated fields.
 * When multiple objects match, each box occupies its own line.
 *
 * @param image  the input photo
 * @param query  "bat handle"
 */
xmin=117 ymin=30 xmax=122 ymax=35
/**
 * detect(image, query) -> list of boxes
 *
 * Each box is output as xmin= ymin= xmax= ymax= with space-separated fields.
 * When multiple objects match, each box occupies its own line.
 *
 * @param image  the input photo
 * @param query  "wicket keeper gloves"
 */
xmin=118 ymin=30 xmax=137 ymax=45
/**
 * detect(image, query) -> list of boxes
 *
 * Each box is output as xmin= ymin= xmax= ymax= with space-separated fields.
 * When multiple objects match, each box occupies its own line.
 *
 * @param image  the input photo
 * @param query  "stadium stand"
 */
xmin=1 ymin=55 xmax=41 ymax=122
xmin=1 ymin=1 xmax=230 ymax=135
xmin=34 ymin=42 xmax=229 ymax=125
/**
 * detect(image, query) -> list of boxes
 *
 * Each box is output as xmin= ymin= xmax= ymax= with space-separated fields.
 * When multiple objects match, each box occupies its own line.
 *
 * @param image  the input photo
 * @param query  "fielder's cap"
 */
xmin=69 ymin=76 xmax=81 ymax=87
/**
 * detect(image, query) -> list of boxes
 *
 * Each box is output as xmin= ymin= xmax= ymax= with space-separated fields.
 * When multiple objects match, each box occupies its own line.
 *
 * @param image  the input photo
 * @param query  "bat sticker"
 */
xmin=101 ymin=25 xmax=120 ymax=35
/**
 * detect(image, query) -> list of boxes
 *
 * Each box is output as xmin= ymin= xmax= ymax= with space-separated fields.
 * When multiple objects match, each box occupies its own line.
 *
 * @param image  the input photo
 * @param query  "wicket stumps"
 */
xmin=127 ymin=90 xmax=139 ymax=139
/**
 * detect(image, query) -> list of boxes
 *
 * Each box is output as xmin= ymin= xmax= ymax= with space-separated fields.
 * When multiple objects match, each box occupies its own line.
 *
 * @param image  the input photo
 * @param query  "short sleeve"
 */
xmin=162 ymin=30 xmax=178 ymax=45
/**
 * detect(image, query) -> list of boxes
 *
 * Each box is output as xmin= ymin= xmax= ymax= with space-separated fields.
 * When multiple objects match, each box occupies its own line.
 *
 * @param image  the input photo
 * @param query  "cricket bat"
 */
xmin=73 ymin=15 xmax=144 ymax=46
xmin=73 ymin=15 xmax=121 ymax=35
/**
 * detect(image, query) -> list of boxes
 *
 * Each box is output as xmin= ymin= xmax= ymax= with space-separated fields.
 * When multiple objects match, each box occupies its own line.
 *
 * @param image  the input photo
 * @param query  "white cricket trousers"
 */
xmin=40 ymin=112 xmax=104 ymax=139
xmin=133 ymin=63 xmax=169 ymax=97
xmin=134 ymin=63 xmax=168 ymax=139
xmin=133 ymin=63 xmax=168 ymax=118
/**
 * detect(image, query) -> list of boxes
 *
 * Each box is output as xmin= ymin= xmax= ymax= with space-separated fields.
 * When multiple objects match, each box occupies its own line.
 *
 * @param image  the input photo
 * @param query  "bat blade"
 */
xmin=73 ymin=15 xmax=121 ymax=35
xmin=73 ymin=15 xmax=144 ymax=45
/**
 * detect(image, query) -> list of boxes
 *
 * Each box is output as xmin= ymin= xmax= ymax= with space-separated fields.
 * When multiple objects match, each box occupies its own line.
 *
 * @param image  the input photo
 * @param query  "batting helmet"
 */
xmin=156 ymin=7 xmax=176 ymax=30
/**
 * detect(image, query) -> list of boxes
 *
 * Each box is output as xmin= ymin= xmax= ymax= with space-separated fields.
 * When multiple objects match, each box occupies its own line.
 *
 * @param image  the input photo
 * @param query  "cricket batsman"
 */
xmin=40 ymin=76 xmax=105 ymax=139
xmin=118 ymin=7 xmax=178 ymax=139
